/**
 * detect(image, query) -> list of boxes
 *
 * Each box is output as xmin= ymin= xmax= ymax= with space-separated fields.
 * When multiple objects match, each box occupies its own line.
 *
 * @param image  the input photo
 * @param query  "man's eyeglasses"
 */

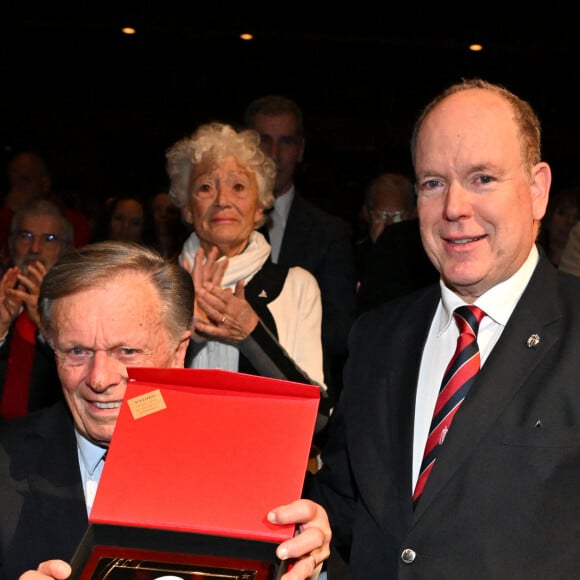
xmin=370 ymin=209 xmax=406 ymax=224
xmin=13 ymin=230 xmax=63 ymax=246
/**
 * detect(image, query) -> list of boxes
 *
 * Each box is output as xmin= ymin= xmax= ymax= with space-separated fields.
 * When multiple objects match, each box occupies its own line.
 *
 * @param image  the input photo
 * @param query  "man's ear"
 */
xmin=531 ymin=161 xmax=552 ymax=220
xmin=173 ymin=332 xmax=192 ymax=368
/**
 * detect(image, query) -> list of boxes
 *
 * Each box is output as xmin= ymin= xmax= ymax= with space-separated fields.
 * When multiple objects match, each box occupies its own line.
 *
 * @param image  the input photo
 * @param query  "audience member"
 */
xmin=304 ymin=78 xmax=580 ymax=578
xmin=559 ymin=219 xmax=580 ymax=276
xmin=0 ymin=240 xmax=331 ymax=580
xmin=536 ymin=184 xmax=580 ymax=267
xmin=0 ymin=150 xmax=91 ymax=273
xmin=356 ymin=181 xmax=439 ymax=315
xmin=358 ymin=172 xmax=417 ymax=244
xmin=2 ymin=150 xmax=52 ymax=212
xmin=150 ymin=190 xmax=191 ymax=260
xmin=0 ymin=199 xmax=72 ymax=419
xmin=91 ymin=195 xmax=156 ymax=246
xmin=244 ymin=95 xmax=357 ymax=406
xmin=355 ymin=172 xmax=438 ymax=315
xmin=166 ymin=121 xmax=329 ymax=433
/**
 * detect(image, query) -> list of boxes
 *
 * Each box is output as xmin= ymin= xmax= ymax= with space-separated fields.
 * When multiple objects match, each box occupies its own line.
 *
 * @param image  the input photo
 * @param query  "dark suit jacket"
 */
xmin=0 ymin=402 xmax=87 ymax=579
xmin=277 ymin=194 xmax=357 ymax=360
xmin=355 ymin=218 xmax=439 ymax=315
xmin=306 ymin=253 xmax=580 ymax=579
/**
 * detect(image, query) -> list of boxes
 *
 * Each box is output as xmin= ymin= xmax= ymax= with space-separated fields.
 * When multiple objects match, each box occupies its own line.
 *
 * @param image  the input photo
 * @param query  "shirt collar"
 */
xmin=75 ymin=430 xmax=108 ymax=475
xmin=273 ymin=186 xmax=295 ymax=223
xmin=438 ymin=244 xmax=540 ymax=334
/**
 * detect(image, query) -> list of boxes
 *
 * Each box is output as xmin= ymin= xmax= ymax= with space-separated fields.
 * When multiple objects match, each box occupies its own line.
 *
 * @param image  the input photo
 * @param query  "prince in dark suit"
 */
xmin=305 ymin=79 xmax=580 ymax=578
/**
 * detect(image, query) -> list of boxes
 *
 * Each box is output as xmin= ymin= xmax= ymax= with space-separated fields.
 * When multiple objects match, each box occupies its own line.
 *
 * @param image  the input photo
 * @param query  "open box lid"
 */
xmin=89 ymin=367 xmax=320 ymax=543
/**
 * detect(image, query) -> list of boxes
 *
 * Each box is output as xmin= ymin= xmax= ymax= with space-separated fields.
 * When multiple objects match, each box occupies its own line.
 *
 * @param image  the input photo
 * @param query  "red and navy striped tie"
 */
xmin=413 ymin=305 xmax=485 ymax=506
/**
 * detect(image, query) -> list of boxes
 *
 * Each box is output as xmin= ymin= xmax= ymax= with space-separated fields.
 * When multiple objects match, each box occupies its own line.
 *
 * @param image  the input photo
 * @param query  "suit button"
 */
xmin=401 ymin=548 xmax=416 ymax=564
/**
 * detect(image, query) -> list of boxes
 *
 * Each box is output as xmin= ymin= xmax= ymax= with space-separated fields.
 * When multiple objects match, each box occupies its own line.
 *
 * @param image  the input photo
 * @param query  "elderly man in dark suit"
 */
xmin=0 ymin=241 xmax=331 ymax=580
xmin=304 ymin=78 xmax=580 ymax=579
xmin=244 ymin=95 xmax=357 ymax=406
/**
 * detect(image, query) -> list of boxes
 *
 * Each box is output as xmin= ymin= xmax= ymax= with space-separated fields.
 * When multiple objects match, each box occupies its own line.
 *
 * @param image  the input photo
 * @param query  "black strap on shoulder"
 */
xmin=239 ymin=259 xmax=289 ymax=374
xmin=243 ymin=259 xmax=289 ymax=336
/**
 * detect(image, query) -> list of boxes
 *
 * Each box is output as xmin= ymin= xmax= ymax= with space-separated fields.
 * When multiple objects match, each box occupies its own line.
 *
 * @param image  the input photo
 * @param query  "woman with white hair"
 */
xmin=166 ymin=122 xmax=328 ymax=430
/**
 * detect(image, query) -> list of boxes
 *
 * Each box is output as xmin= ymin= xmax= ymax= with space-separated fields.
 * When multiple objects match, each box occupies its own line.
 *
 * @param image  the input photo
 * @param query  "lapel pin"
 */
xmin=258 ymin=290 xmax=268 ymax=298
xmin=527 ymin=334 xmax=540 ymax=348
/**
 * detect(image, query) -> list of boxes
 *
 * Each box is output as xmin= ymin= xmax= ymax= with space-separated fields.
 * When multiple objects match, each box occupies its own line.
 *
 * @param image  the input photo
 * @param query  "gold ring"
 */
xmin=221 ymin=315 xmax=226 ymax=324
xmin=309 ymin=555 xmax=317 ymax=569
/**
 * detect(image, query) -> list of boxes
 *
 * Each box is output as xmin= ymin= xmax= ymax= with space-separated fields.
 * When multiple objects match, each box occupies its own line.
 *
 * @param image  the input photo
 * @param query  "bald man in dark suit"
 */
xmin=305 ymin=79 xmax=580 ymax=578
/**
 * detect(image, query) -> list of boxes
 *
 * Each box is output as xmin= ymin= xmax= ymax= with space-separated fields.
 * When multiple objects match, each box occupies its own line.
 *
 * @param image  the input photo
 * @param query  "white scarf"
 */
xmin=179 ymin=230 xmax=271 ymax=371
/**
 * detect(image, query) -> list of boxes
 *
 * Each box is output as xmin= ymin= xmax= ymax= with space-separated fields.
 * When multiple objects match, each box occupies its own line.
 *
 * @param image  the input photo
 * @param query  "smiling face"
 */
xmin=183 ymin=155 xmax=263 ymax=257
xmin=51 ymin=270 xmax=189 ymax=447
xmin=414 ymin=88 xmax=551 ymax=302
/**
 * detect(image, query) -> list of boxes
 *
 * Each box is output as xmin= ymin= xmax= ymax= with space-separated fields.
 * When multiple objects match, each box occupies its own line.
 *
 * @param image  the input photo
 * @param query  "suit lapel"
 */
xmin=414 ymin=257 xmax=562 ymax=516
xmin=29 ymin=403 xmax=88 ymax=552
xmin=355 ymin=288 xmax=439 ymax=526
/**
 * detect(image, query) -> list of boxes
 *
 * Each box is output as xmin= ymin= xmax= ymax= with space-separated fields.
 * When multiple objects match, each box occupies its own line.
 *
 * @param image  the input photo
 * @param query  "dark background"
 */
xmin=3 ymin=3 xmax=580 ymax=224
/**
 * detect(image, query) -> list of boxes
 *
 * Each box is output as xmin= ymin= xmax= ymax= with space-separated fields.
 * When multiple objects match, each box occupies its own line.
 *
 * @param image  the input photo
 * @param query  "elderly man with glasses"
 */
xmin=355 ymin=172 xmax=439 ymax=315
xmin=0 ymin=198 xmax=73 ymax=419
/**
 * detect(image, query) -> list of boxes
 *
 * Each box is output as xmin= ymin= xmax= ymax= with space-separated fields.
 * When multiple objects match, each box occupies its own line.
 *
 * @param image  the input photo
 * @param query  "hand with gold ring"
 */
xmin=308 ymin=554 xmax=319 ymax=573
xmin=268 ymin=499 xmax=331 ymax=579
xmin=189 ymin=246 xmax=259 ymax=342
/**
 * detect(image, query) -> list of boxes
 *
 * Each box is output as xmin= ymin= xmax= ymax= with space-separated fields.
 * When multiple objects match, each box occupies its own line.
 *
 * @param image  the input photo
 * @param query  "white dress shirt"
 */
xmin=268 ymin=187 xmax=295 ymax=263
xmin=412 ymin=245 xmax=540 ymax=489
xmin=76 ymin=431 xmax=107 ymax=514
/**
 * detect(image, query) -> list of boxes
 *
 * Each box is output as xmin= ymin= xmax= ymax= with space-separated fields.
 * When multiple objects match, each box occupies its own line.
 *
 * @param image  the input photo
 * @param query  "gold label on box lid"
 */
xmin=128 ymin=389 xmax=166 ymax=419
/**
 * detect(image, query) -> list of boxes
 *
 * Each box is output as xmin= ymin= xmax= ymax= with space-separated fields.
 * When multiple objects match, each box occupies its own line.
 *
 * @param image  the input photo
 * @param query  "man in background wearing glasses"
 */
xmin=360 ymin=172 xmax=417 ymax=244
xmin=0 ymin=198 xmax=73 ymax=419
xmin=355 ymin=172 xmax=439 ymax=315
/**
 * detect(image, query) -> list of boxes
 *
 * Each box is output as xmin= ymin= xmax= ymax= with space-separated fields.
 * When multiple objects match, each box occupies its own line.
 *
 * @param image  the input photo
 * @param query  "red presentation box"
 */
xmin=70 ymin=367 xmax=320 ymax=579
